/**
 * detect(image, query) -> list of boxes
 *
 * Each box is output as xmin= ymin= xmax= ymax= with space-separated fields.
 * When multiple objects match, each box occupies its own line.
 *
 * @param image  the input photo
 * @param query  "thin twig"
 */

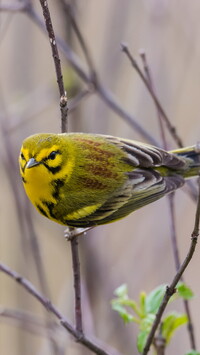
xmin=143 ymin=238 xmax=198 ymax=354
xmin=68 ymin=88 xmax=93 ymax=113
xmin=22 ymin=3 xmax=159 ymax=146
xmin=153 ymin=328 xmax=166 ymax=355
xmin=1 ymin=109 xmax=60 ymax=354
xmin=140 ymin=51 xmax=196 ymax=350
xmin=143 ymin=176 xmax=200 ymax=354
xmin=0 ymin=307 xmax=59 ymax=337
xmin=39 ymin=0 xmax=84 ymax=342
xmin=39 ymin=0 xmax=68 ymax=132
xmin=0 ymin=263 xmax=122 ymax=355
xmin=70 ymin=236 xmax=83 ymax=333
xmin=121 ymin=43 xmax=183 ymax=148
xmin=168 ymin=194 xmax=196 ymax=349
xmin=140 ymin=49 xmax=167 ymax=150
xmin=0 ymin=1 xmax=27 ymax=12
xmin=140 ymin=51 xmax=168 ymax=355
xmin=39 ymin=0 xmax=85 ymax=339
xmin=1 ymin=118 xmax=49 ymax=296
xmin=60 ymin=0 xmax=97 ymax=81
xmin=168 ymin=194 xmax=181 ymax=271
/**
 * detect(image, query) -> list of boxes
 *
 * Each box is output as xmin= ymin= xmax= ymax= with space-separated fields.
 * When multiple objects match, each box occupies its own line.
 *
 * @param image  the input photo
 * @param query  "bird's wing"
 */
xmin=106 ymin=136 xmax=186 ymax=169
xmin=89 ymin=169 xmax=184 ymax=224
xmin=66 ymin=168 xmax=184 ymax=227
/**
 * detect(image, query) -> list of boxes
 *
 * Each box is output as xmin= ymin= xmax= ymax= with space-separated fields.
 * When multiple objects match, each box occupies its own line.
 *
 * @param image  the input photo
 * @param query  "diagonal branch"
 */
xmin=0 ymin=262 xmax=123 ymax=355
xmin=140 ymin=49 xmax=168 ymax=150
xmin=60 ymin=0 xmax=96 ymax=79
xmin=140 ymin=50 xmax=196 ymax=350
xmin=121 ymin=43 xmax=183 ymax=148
xmin=143 ymin=176 xmax=200 ymax=354
xmin=0 ymin=1 xmax=27 ymax=12
xmin=22 ymin=3 xmax=158 ymax=146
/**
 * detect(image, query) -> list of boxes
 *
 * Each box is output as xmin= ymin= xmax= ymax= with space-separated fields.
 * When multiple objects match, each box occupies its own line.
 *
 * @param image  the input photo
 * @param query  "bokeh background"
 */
xmin=1 ymin=1 xmax=200 ymax=354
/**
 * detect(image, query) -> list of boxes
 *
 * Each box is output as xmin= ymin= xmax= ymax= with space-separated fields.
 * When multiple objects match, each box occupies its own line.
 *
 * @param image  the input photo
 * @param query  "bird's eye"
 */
xmin=48 ymin=151 xmax=57 ymax=160
xmin=20 ymin=152 xmax=25 ymax=160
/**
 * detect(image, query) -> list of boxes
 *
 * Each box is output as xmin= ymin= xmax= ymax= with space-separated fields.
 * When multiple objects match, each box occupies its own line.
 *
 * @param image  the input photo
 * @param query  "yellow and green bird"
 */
xmin=19 ymin=133 xmax=200 ymax=227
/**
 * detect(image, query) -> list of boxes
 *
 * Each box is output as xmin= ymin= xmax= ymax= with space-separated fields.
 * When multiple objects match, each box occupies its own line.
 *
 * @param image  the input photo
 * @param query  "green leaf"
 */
xmin=137 ymin=330 xmax=149 ymax=353
xmin=139 ymin=291 xmax=147 ymax=317
xmin=140 ymin=314 xmax=155 ymax=331
xmin=119 ymin=299 xmax=143 ymax=317
xmin=111 ymin=302 xmax=126 ymax=314
xmin=114 ymin=284 xmax=128 ymax=298
xmin=185 ymin=351 xmax=200 ymax=355
xmin=177 ymin=282 xmax=194 ymax=300
xmin=112 ymin=284 xmax=143 ymax=317
xmin=145 ymin=285 xmax=166 ymax=314
xmin=162 ymin=312 xmax=188 ymax=343
xmin=119 ymin=312 xmax=135 ymax=324
xmin=111 ymin=302 xmax=136 ymax=323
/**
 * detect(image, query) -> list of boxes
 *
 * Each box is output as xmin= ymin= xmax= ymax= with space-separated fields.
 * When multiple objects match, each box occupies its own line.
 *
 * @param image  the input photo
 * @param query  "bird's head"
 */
xmin=19 ymin=133 xmax=68 ymax=184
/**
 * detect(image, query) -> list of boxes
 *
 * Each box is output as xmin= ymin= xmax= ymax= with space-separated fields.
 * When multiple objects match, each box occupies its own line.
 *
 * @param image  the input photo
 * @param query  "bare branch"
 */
xmin=0 ymin=308 xmax=59 ymax=337
xmin=39 ymin=0 xmax=68 ymax=132
xmin=140 ymin=50 xmax=197 ymax=351
xmin=68 ymin=88 xmax=93 ymax=113
xmin=70 ymin=236 xmax=83 ymax=333
xmin=121 ymin=43 xmax=183 ymax=148
xmin=168 ymin=194 xmax=196 ymax=349
xmin=60 ymin=0 xmax=96 ymax=79
xmin=140 ymin=49 xmax=168 ymax=150
xmin=0 ymin=1 xmax=28 ymax=12
xmin=0 ymin=263 xmax=123 ymax=355
xmin=143 ymin=176 xmax=200 ymax=354
xmin=24 ymin=4 xmax=158 ymax=145
xmin=168 ymin=194 xmax=181 ymax=270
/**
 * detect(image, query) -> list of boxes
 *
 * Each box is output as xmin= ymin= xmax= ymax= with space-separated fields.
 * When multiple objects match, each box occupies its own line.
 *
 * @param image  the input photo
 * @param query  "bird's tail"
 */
xmin=170 ymin=144 xmax=200 ymax=178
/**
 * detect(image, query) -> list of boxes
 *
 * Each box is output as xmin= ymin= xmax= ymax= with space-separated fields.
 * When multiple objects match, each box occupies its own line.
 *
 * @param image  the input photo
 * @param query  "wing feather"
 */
xmin=106 ymin=136 xmax=186 ymax=169
xmin=66 ymin=168 xmax=184 ymax=227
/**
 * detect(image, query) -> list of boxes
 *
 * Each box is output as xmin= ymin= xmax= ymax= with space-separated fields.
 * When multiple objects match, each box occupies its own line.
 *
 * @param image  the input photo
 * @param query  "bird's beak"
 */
xmin=26 ymin=158 xmax=40 ymax=169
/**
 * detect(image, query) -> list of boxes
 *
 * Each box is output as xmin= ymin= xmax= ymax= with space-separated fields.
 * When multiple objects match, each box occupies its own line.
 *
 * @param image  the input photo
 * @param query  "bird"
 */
xmin=19 ymin=133 xmax=200 ymax=228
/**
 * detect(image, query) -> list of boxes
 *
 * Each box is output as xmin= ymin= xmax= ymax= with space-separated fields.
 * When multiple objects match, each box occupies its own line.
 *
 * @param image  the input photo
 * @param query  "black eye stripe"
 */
xmin=20 ymin=152 xmax=26 ymax=160
xmin=43 ymin=163 xmax=62 ymax=174
xmin=41 ymin=150 xmax=61 ymax=162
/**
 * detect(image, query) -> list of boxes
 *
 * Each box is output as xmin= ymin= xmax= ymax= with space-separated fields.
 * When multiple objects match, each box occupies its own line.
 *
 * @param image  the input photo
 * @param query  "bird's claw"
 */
xmin=64 ymin=227 xmax=92 ymax=240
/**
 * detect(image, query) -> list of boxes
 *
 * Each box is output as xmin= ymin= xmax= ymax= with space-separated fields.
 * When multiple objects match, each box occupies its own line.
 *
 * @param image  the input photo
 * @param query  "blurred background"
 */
xmin=1 ymin=0 xmax=200 ymax=354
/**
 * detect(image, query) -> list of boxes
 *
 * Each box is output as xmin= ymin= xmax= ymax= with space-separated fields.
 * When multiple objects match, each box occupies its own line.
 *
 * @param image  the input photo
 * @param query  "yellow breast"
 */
xmin=23 ymin=164 xmax=56 ymax=207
